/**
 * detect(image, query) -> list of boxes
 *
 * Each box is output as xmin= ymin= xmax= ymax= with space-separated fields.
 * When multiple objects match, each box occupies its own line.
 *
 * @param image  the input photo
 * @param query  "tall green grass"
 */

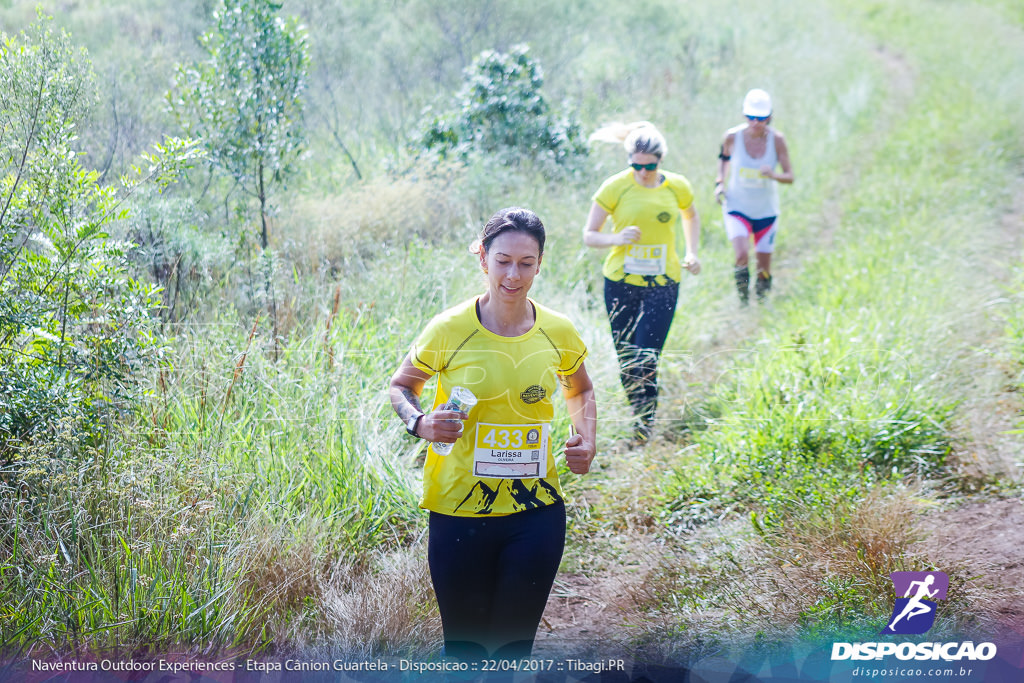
xmin=1 ymin=423 xmax=269 ymax=655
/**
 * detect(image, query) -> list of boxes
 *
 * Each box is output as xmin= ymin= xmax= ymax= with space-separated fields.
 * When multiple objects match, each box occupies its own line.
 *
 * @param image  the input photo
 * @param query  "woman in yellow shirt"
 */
xmin=389 ymin=207 xmax=597 ymax=662
xmin=583 ymin=121 xmax=701 ymax=443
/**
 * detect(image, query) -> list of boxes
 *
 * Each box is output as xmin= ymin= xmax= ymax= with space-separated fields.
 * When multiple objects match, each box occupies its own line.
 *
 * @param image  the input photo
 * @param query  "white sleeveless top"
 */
xmin=724 ymin=124 xmax=780 ymax=219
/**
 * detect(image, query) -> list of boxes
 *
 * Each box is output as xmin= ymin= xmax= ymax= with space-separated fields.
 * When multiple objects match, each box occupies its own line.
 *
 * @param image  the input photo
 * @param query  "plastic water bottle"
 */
xmin=432 ymin=386 xmax=477 ymax=455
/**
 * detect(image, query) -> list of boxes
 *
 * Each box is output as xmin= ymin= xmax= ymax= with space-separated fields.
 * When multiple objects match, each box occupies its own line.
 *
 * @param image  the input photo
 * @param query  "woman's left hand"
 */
xmin=563 ymin=433 xmax=596 ymax=474
xmin=714 ymin=183 xmax=725 ymax=205
xmin=682 ymin=254 xmax=701 ymax=275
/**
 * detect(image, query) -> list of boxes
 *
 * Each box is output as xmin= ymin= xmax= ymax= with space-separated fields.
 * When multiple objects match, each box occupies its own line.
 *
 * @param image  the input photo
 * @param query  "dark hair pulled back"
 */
xmin=474 ymin=207 xmax=546 ymax=255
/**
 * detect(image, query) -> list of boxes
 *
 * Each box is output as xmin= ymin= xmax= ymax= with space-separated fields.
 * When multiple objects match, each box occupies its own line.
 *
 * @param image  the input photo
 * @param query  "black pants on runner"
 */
xmin=603 ymin=277 xmax=679 ymax=425
xmin=428 ymin=501 xmax=566 ymax=662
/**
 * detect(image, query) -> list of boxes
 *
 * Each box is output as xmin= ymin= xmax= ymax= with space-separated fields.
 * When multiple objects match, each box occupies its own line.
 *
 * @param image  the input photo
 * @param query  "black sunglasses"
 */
xmin=630 ymin=162 xmax=659 ymax=171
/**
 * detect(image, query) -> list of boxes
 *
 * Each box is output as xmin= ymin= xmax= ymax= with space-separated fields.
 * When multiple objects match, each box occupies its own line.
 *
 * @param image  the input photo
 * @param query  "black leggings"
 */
xmin=428 ymin=501 xmax=566 ymax=661
xmin=603 ymin=277 xmax=679 ymax=423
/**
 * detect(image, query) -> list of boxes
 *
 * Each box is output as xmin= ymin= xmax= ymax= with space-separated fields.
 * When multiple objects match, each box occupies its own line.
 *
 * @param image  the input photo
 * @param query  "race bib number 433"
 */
xmin=473 ymin=422 xmax=549 ymax=479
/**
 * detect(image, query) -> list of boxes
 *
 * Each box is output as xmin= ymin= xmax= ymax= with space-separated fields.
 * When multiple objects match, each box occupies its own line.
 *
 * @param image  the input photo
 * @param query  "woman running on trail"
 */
xmin=714 ymin=88 xmax=794 ymax=304
xmin=583 ymin=121 xmax=701 ymax=443
xmin=389 ymin=207 xmax=597 ymax=663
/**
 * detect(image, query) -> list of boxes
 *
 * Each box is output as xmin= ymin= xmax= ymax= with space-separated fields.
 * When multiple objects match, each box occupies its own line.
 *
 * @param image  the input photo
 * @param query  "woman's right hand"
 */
xmin=616 ymin=226 xmax=642 ymax=245
xmin=417 ymin=410 xmax=468 ymax=443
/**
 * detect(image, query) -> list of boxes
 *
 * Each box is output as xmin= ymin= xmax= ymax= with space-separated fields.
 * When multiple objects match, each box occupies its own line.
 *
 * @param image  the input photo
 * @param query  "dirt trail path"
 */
xmin=914 ymin=178 xmax=1024 ymax=638
xmin=533 ymin=43 xmax=1024 ymax=659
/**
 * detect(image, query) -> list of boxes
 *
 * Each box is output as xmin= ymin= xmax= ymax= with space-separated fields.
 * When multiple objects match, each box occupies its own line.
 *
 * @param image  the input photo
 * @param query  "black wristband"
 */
xmin=405 ymin=413 xmax=424 ymax=437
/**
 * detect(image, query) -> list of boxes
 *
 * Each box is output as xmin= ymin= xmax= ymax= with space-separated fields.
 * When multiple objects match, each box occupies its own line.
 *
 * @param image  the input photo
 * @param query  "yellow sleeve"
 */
xmin=668 ymin=174 xmax=695 ymax=210
xmin=409 ymin=318 xmax=444 ymax=375
xmin=550 ymin=315 xmax=588 ymax=376
xmin=592 ymin=170 xmax=629 ymax=214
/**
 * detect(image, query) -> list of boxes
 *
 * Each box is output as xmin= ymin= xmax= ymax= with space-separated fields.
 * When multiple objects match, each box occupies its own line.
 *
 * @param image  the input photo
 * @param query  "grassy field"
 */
xmin=1 ymin=0 xmax=1023 ymax=669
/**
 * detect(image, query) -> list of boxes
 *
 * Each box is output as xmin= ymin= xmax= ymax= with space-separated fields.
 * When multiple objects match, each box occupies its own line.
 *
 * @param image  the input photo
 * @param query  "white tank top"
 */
xmin=725 ymin=124 xmax=780 ymax=218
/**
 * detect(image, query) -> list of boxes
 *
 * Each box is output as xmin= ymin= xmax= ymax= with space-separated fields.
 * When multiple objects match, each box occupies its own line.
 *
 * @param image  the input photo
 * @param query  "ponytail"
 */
xmin=589 ymin=120 xmax=667 ymax=159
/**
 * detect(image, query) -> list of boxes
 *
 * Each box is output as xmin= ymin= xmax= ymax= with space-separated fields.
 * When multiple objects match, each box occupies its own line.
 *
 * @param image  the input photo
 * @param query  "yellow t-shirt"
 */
xmin=592 ymin=168 xmax=695 ymax=287
xmin=409 ymin=297 xmax=587 ymax=517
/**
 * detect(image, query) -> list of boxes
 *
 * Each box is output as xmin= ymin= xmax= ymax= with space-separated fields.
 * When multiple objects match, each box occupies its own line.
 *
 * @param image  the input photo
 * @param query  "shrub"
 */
xmin=0 ymin=15 xmax=197 ymax=457
xmin=419 ymin=45 xmax=587 ymax=173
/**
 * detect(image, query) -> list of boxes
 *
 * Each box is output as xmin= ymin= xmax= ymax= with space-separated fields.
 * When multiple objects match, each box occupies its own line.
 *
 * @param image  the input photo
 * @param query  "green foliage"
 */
xmin=420 ymin=45 xmax=587 ymax=173
xmin=124 ymin=192 xmax=236 ymax=323
xmin=664 ymin=335 xmax=955 ymax=530
xmin=0 ymin=15 xmax=199 ymax=455
xmin=0 ymin=421 xmax=272 ymax=653
xmin=1006 ymin=264 xmax=1024 ymax=399
xmin=169 ymin=0 xmax=309 ymax=248
xmin=796 ymin=576 xmax=885 ymax=640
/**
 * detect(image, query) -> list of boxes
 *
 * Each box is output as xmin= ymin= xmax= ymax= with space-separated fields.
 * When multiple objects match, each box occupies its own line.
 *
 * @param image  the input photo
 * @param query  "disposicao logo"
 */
xmin=831 ymin=570 xmax=998 ymax=662
xmin=882 ymin=570 xmax=948 ymax=635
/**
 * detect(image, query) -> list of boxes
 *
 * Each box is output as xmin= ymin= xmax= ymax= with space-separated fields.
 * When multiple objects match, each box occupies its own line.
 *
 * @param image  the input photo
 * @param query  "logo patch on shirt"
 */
xmin=520 ymin=385 xmax=546 ymax=404
xmin=657 ymin=211 xmax=671 ymax=223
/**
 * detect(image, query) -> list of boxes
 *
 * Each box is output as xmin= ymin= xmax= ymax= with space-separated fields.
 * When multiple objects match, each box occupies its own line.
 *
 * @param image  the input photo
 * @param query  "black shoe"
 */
xmin=631 ymin=423 xmax=652 ymax=446
xmin=755 ymin=273 xmax=772 ymax=302
xmin=734 ymin=266 xmax=750 ymax=305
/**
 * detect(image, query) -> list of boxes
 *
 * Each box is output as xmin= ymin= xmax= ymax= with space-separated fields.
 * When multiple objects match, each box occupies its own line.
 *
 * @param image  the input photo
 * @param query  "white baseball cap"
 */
xmin=742 ymin=89 xmax=772 ymax=118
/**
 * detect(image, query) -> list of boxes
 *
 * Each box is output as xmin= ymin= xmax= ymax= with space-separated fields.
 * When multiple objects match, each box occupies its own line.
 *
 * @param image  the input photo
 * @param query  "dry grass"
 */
xmin=226 ymin=520 xmax=334 ymax=644
xmin=279 ymin=168 xmax=470 ymax=276
xmin=227 ymin=527 xmax=439 ymax=658
xmin=305 ymin=545 xmax=440 ymax=658
xmin=597 ymin=485 xmax=1004 ymax=660
xmin=757 ymin=486 xmax=924 ymax=596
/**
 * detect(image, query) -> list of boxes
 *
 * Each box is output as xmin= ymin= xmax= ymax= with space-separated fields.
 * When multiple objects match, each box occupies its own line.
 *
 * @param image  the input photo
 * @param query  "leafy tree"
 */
xmin=169 ymin=0 xmax=309 ymax=250
xmin=0 ymin=15 xmax=199 ymax=456
xmin=421 ymin=45 xmax=587 ymax=171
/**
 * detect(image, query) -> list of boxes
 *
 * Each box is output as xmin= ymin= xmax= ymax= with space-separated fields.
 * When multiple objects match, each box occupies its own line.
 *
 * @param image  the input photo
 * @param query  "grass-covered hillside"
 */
xmin=1 ymin=0 xmax=1022 ymax=672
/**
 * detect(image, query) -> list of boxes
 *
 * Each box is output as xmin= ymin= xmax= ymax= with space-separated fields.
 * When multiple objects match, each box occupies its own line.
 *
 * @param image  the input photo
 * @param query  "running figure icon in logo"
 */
xmin=882 ymin=571 xmax=949 ymax=635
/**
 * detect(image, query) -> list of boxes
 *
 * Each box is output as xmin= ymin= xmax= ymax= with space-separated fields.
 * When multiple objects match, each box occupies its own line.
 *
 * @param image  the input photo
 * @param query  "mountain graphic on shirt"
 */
xmin=509 ymin=479 xmax=561 ymax=510
xmin=455 ymin=480 xmax=500 ymax=514
xmin=454 ymin=478 xmax=563 ymax=514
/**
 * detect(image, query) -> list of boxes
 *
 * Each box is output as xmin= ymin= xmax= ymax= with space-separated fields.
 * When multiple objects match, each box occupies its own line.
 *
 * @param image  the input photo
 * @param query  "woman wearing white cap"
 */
xmin=714 ymin=89 xmax=794 ymax=304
